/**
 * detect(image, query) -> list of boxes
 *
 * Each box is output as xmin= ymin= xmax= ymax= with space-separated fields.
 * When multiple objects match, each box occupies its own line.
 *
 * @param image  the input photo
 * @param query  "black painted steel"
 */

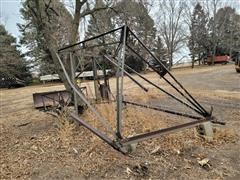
xmin=58 ymin=26 xmax=124 ymax=52
xmin=53 ymin=25 xmax=216 ymax=154
xmin=127 ymin=28 xmax=209 ymax=116
xmin=123 ymin=100 xmax=202 ymax=120
xmin=104 ymin=55 xmax=148 ymax=92
xmin=126 ymin=45 xmax=204 ymax=116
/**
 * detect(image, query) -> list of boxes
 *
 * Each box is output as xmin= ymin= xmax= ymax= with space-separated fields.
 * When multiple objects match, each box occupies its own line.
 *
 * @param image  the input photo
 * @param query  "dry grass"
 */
xmin=213 ymin=128 xmax=238 ymax=143
xmin=1 ymin=65 xmax=240 ymax=179
xmin=81 ymin=101 xmax=173 ymax=139
xmin=56 ymin=112 xmax=75 ymax=146
xmin=191 ymin=89 xmax=240 ymax=101
xmin=80 ymin=91 xmax=239 ymax=145
xmin=125 ymin=88 xmax=164 ymax=103
xmin=81 ymin=102 xmax=116 ymax=137
xmin=140 ymin=127 xmax=238 ymax=158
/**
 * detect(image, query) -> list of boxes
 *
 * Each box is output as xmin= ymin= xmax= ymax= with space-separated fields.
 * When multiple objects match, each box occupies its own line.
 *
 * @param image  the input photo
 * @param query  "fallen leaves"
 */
xmin=198 ymin=158 xmax=211 ymax=170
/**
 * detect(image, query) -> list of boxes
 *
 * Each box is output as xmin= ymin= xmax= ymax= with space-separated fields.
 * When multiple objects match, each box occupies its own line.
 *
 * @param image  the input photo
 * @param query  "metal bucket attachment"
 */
xmin=33 ymin=90 xmax=71 ymax=110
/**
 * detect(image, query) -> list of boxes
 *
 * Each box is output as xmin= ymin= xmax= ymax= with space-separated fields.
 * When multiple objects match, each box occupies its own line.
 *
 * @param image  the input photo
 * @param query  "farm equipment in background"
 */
xmin=235 ymin=53 xmax=240 ymax=73
xmin=148 ymin=59 xmax=169 ymax=76
xmin=32 ymin=87 xmax=88 ymax=111
xmin=0 ymin=77 xmax=26 ymax=88
xmin=33 ymin=90 xmax=72 ymax=110
xmin=206 ymin=55 xmax=230 ymax=65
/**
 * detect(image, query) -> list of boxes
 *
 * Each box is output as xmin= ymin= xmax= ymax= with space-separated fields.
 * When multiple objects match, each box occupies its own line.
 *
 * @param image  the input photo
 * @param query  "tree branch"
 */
xmin=80 ymin=6 xmax=109 ymax=17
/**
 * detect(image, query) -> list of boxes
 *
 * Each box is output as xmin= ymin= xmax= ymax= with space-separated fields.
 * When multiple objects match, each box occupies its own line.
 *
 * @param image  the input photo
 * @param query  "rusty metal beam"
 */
xmin=123 ymin=100 xmax=202 ymax=120
xmin=121 ymin=119 xmax=209 ymax=146
xmin=52 ymin=25 xmax=218 ymax=154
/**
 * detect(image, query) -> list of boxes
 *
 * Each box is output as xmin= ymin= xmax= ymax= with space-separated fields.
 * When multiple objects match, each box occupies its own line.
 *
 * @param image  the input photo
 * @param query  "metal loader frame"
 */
xmin=56 ymin=25 xmax=221 ymax=154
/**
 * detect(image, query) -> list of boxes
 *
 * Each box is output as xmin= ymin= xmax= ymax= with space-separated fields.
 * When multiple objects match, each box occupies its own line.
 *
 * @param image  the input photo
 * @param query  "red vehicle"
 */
xmin=206 ymin=55 xmax=230 ymax=65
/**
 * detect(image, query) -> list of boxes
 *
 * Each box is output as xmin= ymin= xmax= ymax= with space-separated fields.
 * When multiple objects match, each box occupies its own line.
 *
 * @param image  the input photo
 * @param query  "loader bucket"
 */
xmin=33 ymin=90 xmax=71 ymax=109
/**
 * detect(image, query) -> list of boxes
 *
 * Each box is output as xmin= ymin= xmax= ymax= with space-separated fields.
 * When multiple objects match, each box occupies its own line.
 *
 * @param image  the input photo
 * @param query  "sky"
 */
xmin=1 ymin=0 xmax=240 ymax=64
xmin=0 ymin=0 xmax=23 ymax=42
xmin=1 ymin=0 xmax=240 ymax=40
xmin=0 ymin=0 xmax=189 ymax=62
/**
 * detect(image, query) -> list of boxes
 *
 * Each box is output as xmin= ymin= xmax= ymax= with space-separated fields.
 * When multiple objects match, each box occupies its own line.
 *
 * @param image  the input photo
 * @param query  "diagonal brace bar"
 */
xmin=122 ymin=47 xmax=204 ymax=116
xmin=127 ymin=29 xmax=209 ymax=116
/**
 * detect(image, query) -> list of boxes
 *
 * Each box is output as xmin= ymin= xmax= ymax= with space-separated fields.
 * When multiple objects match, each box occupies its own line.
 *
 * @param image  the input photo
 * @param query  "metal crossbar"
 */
xmin=127 ymin=28 xmax=209 ymax=115
xmin=55 ymin=25 xmax=221 ymax=154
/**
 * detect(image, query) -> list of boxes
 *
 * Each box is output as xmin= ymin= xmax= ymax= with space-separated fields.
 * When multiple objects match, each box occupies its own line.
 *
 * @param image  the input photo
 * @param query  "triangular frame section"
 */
xmin=56 ymin=25 xmax=219 ymax=154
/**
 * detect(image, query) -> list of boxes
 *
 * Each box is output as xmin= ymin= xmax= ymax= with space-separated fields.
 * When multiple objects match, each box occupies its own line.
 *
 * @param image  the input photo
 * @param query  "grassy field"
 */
xmin=0 ymin=64 xmax=239 ymax=179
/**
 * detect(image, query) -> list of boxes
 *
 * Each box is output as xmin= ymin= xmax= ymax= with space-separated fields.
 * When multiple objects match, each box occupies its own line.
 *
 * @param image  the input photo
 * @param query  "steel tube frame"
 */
xmin=104 ymin=55 xmax=148 ymax=92
xmin=121 ymin=46 xmax=204 ymax=116
xmin=92 ymin=57 xmax=101 ymax=102
xmin=56 ymin=53 xmax=115 ymax=135
xmin=70 ymin=113 xmax=128 ymax=154
xmin=59 ymin=41 xmax=122 ymax=54
xmin=120 ymin=59 xmax=206 ymax=115
xmin=121 ymin=118 xmax=209 ymax=146
xmin=123 ymin=100 xmax=202 ymax=120
xmin=58 ymin=26 xmax=124 ymax=52
xmin=115 ymin=26 xmax=128 ymax=139
xmin=71 ymin=113 xmax=113 ymax=144
xmin=162 ymin=76 xmax=207 ymax=115
xmin=127 ymin=29 xmax=209 ymax=116
xmin=104 ymin=55 xmax=203 ymax=120
xmin=54 ymin=25 xmax=217 ymax=154
xmin=70 ymin=52 xmax=78 ymax=113
xmin=127 ymin=45 xmax=204 ymax=115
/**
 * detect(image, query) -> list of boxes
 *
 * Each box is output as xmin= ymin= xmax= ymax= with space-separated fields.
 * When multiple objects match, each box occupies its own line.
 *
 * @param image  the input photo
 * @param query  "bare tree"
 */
xmin=26 ymin=0 xmax=111 ymax=91
xmin=156 ymin=0 xmax=186 ymax=69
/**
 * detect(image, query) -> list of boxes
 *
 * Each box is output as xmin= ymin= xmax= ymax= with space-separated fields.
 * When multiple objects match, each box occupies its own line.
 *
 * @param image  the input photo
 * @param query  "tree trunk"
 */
xmin=212 ymin=46 xmax=216 ymax=65
xmin=31 ymin=0 xmax=111 ymax=110
xmin=169 ymin=48 xmax=173 ymax=70
xmin=42 ymin=30 xmax=72 ymax=92
xmin=35 ymin=0 xmax=84 ymax=107
xmin=192 ymin=55 xmax=195 ymax=68
xmin=198 ymin=54 xmax=201 ymax=66
xmin=44 ymin=32 xmax=85 ymax=107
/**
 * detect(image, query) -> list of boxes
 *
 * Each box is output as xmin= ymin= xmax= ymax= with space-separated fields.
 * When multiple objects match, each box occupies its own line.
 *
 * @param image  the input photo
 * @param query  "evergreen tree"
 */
xmin=150 ymin=36 xmax=168 ymax=70
xmin=154 ymin=36 xmax=168 ymax=61
xmin=18 ymin=0 xmax=73 ymax=75
xmin=85 ymin=0 xmax=157 ymax=72
xmin=206 ymin=6 xmax=240 ymax=59
xmin=188 ymin=3 xmax=209 ymax=67
xmin=0 ymin=24 xmax=31 ymax=83
xmin=214 ymin=7 xmax=240 ymax=56
xmin=83 ymin=0 xmax=115 ymax=71
xmin=85 ymin=0 xmax=114 ymax=39
xmin=113 ymin=0 xmax=156 ymax=49
xmin=113 ymin=0 xmax=157 ymax=71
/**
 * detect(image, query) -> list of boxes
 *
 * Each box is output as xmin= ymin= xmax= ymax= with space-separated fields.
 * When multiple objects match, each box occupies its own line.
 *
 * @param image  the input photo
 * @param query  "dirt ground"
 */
xmin=0 ymin=64 xmax=239 ymax=179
